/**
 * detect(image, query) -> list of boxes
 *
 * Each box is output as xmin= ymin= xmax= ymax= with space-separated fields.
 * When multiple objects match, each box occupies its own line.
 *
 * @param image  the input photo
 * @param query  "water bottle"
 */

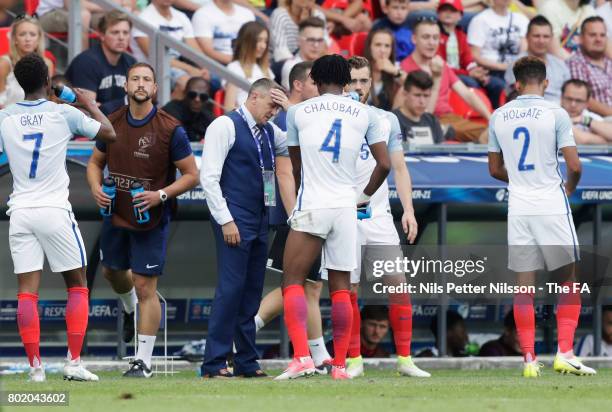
xmin=130 ymin=181 xmax=150 ymax=224
xmin=347 ymin=91 xmax=360 ymax=101
xmin=357 ymin=204 xmax=372 ymax=220
xmin=53 ymin=84 xmax=77 ymax=103
xmin=100 ymin=177 xmax=116 ymax=217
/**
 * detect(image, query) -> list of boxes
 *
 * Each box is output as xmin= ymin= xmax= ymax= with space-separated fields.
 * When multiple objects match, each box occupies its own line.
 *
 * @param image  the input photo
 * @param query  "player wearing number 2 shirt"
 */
xmin=0 ymin=54 xmax=116 ymax=383
xmin=488 ymin=56 xmax=595 ymax=378
xmin=276 ymin=55 xmax=390 ymax=381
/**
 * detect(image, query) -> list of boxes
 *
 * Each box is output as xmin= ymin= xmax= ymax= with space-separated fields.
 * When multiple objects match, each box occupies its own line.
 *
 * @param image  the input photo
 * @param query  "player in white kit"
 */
xmin=488 ymin=56 xmax=595 ymax=378
xmin=321 ymin=56 xmax=429 ymax=378
xmin=0 ymin=54 xmax=116 ymax=382
xmin=276 ymin=55 xmax=390 ymax=380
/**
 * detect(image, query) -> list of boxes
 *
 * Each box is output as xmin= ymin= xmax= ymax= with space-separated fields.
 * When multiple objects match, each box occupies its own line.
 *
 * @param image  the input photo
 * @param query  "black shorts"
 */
xmin=268 ymin=225 xmax=322 ymax=282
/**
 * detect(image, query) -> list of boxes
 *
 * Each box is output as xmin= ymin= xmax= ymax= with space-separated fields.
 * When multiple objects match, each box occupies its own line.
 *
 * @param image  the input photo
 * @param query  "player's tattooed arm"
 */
xmin=488 ymin=152 xmax=509 ymax=183
xmin=362 ymin=141 xmax=391 ymax=198
xmin=561 ymin=146 xmax=582 ymax=196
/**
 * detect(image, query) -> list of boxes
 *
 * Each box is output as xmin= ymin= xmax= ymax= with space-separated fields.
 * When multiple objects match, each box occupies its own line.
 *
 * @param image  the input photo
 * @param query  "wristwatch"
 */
xmin=159 ymin=190 xmax=168 ymax=203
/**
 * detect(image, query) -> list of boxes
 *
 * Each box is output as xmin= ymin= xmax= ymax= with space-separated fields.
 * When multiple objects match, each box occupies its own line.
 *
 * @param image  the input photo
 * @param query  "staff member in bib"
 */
xmin=87 ymin=63 xmax=199 ymax=378
xmin=200 ymin=78 xmax=291 ymax=378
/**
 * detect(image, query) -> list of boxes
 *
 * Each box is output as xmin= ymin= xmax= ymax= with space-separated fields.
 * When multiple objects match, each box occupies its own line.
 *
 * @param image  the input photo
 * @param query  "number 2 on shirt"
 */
xmin=23 ymin=132 xmax=43 ymax=179
xmin=320 ymin=118 xmax=342 ymax=163
xmin=513 ymin=127 xmax=534 ymax=171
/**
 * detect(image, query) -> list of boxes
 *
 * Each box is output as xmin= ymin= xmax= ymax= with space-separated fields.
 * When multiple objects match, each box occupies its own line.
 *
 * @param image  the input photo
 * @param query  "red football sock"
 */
xmin=557 ymin=281 xmax=581 ymax=354
xmin=17 ymin=293 xmax=40 ymax=367
xmin=513 ymin=293 xmax=536 ymax=362
xmin=283 ymin=285 xmax=309 ymax=358
xmin=66 ymin=287 xmax=89 ymax=360
xmin=389 ymin=301 xmax=412 ymax=357
xmin=331 ymin=290 xmax=353 ymax=368
xmin=348 ymin=291 xmax=361 ymax=358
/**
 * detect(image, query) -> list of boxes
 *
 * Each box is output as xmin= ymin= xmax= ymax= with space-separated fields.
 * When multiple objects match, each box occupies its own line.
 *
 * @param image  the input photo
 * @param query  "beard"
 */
xmin=130 ymin=90 xmax=152 ymax=103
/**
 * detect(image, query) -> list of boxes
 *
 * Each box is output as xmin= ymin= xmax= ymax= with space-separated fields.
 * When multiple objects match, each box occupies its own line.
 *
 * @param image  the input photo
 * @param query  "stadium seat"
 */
xmin=213 ymin=89 xmax=225 ymax=117
xmin=24 ymin=0 xmax=38 ymax=16
xmin=24 ymin=0 xmax=100 ymax=43
xmin=322 ymin=0 xmax=373 ymax=17
xmin=449 ymin=88 xmax=493 ymax=124
xmin=334 ymin=34 xmax=354 ymax=58
xmin=0 ymin=27 xmax=10 ymax=56
xmin=350 ymin=32 xmax=368 ymax=57
xmin=499 ymin=90 xmax=507 ymax=106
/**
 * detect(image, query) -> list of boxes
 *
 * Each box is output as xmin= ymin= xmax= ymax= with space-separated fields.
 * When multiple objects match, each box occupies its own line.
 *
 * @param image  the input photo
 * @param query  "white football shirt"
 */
xmin=355 ymin=107 xmax=403 ymax=217
xmin=0 ymin=99 xmax=101 ymax=215
xmin=488 ymin=94 xmax=576 ymax=216
xmin=286 ymin=93 xmax=385 ymax=211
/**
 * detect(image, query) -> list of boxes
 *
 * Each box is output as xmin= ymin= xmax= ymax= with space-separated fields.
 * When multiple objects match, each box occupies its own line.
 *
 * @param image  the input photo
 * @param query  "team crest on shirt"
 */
xmin=134 ymin=133 xmax=156 ymax=159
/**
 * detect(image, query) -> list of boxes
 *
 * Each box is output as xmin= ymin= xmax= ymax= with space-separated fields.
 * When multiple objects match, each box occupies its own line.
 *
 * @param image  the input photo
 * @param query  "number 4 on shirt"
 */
xmin=23 ymin=132 xmax=43 ymax=179
xmin=320 ymin=119 xmax=342 ymax=163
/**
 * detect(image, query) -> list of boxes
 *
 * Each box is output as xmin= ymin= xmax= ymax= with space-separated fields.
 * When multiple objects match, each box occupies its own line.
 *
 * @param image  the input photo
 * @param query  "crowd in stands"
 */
xmin=0 ymin=0 xmax=610 ymax=144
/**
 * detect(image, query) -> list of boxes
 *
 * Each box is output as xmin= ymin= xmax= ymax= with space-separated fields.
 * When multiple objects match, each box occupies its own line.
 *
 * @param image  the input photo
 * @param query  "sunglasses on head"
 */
xmin=186 ymin=91 xmax=209 ymax=101
xmin=14 ymin=14 xmax=38 ymax=22
xmin=416 ymin=16 xmax=438 ymax=23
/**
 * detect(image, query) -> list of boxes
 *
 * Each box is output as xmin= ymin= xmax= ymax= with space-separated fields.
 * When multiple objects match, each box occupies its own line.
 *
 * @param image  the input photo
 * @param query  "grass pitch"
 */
xmin=2 ymin=368 xmax=612 ymax=412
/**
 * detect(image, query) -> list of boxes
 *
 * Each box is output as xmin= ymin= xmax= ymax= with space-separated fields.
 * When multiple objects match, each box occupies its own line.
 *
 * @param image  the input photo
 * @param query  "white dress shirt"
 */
xmin=200 ymin=105 xmax=289 ymax=225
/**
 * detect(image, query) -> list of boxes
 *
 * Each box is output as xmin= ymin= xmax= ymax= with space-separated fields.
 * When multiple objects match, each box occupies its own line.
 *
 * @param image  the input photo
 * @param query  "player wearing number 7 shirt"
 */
xmin=275 ymin=55 xmax=390 ymax=381
xmin=0 ymin=54 xmax=116 ymax=383
xmin=488 ymin=56 xmax=595 ymax=378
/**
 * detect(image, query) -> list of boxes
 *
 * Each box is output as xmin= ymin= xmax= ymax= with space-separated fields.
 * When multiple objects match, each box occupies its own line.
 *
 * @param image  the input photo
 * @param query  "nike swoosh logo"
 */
xmin=146 ymin=264 xmax=159 ymax=269
xmin=567 ymin=361 xmax=581 ymax=370
xmin=311 ymin=344 xmax=319 ymax=347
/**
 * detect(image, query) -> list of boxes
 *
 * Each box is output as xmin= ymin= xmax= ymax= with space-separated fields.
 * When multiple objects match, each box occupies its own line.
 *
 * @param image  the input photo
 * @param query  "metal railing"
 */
xmin=67 ymin=0 xmax=251 ymax=105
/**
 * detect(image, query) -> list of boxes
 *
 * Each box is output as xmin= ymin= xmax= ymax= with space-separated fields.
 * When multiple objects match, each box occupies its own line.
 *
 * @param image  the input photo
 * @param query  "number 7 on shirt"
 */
xmin=23 ymin=132 xmax=43 ymax=179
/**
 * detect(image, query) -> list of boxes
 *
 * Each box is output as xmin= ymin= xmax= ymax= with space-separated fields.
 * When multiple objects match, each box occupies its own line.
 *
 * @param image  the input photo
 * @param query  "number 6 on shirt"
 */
xmin=23 ymin=132 xmax=43 ymax=179
xmin=320 ymin=118 xmax=342 ymax=163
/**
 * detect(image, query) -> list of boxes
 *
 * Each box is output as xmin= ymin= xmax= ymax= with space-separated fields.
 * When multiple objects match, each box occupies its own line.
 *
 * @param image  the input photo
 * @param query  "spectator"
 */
xmin=319 ymin=0 xmax=372 ymax=37
xmin=467 ymin=0 xmax=528 ymax=107
xmin=567 ymin=16 xmax=612 ymax=117
xmin=393 ymin=70 xmax=447 ymax=144
xmin=133 ymin=0 xmax=208 ymax=98
xmin=275 ymin=61 xmax=318 ymax=129
xmin=269 ymin=0 xmax=327 ymax=63
xmin=175 ymin=0 xmax=268 ymax=22
xmin=359 ymin=305 xmax=391 ymax=358
xmin=163 ymin=77 xmax=215 ymax=142
xmin=224 ymin=22 xmax=274 ymax=111
xmin=0 ymin=15 xmax=54 ymax=108
xmin=0 ymin=0 xmax=15 ymax=27
xmin=401 ymin=18 xmax=491 ymax=142
xmin=560 ymin=79 xmax=612 ymax=144
xmin=372 ymin=0 xmax=414 ymax=62
xmin=479 ymin=310 xmax=522 ymax=356
xmin=364 ymin=27 xmax=404 ymax=111
xmin=36 ymin=0 xmax=105 ymax=50
xmin=504 ymin=15 xmax=570 ymax=104
xmin=576 ymin=305 xmax=612 ymax=357
xmin=280 ymin=17 xmax=326 ymax=90
xmin=193 ymin=0 xmax=256 ymax=66
xmin=540 ymin=0 xmax=596 ymax=60
xmin=65 ymin=11 xmax=135 ymax=114
xmin=437 ymin=0 xmax=504 ymax=108
xmin=417 ymin=310 xmax=469 ymax=357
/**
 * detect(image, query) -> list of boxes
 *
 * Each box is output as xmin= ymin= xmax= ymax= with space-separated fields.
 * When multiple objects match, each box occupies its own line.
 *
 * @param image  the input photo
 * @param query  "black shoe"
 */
xmin=239 ymin=369 xmax=268 ymax=378
xmin=202 ymin=368 xmax=234 ymax=379
xmin=314 ymin=362 xmax=332 ymax=375
xmin=122 ymin=311 xmax=135 ymax=343
xmin=123 ymin=359 xmax=152 ymax=378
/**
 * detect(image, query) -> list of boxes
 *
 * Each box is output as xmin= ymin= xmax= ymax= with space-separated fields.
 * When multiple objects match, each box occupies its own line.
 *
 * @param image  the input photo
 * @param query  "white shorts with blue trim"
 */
xmin=288 ymin=207 xmax=357 ymax=272
xmin=507 ymin=214 xmax=579 ymax=272
xmin=9 ymin=207 xmax=87 ymax=274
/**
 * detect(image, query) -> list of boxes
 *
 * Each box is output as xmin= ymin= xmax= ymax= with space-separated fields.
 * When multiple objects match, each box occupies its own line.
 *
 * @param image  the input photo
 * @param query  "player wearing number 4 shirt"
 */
xmin=488 ymin=56 xmax=595 ymax=378
xmin=0 ymin=54 xmax=116 ymax=383
xmin=275 ymin=55 xmax=391 ymax=381
xmin=324 ymin=56 xmax=430 ymax=379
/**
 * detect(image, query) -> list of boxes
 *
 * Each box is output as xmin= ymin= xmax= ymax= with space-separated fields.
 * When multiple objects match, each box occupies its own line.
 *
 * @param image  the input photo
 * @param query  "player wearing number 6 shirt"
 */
xmin=275 ymin=55 xmax=390 ymax=381
xmin=326 ymin=56 xmax=430 ymax=379
xmin=488 ymin=56 xmax=595 ymax=378
xmin=0 ymin=54 xmax=116 ymax=383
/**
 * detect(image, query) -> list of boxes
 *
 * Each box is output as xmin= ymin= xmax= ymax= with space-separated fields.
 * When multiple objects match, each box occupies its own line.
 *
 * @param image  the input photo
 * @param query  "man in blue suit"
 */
xmin=199 ymin=79 xmax=291 ymax=377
